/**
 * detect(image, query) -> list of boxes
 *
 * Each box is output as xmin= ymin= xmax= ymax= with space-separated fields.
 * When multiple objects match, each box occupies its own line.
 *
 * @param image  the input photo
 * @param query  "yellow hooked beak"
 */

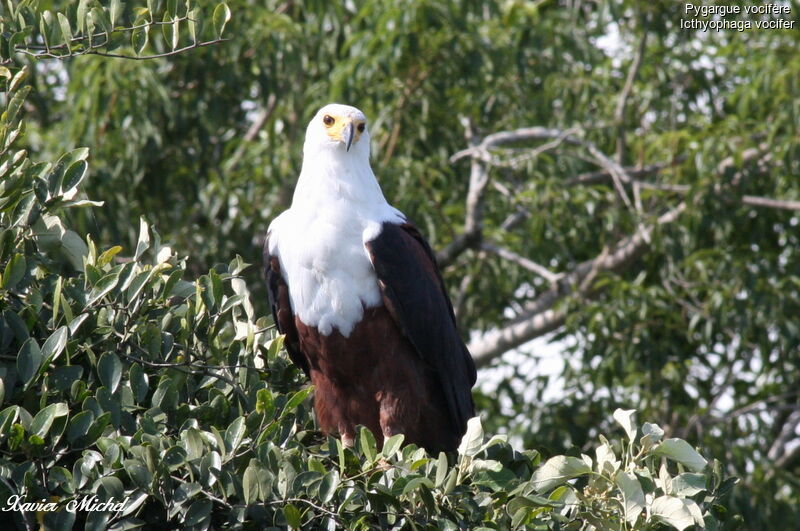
xmin=342 ymin=121 xmax=355 ymax=152
xmin=323 ymin=114 xmax=365 ymax=151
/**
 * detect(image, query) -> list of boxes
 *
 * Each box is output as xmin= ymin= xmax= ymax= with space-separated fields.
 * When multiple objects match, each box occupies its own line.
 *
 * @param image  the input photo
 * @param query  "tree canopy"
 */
xmin=1 ymin=0 xmax=799 ymax=529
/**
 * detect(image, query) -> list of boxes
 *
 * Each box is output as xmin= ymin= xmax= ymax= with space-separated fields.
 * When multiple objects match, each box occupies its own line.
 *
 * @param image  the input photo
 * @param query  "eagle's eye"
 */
xmin=322 ymin=115 xmax=335 ymax=127
xmin=357 ymin=123 xmax=366 ymax=133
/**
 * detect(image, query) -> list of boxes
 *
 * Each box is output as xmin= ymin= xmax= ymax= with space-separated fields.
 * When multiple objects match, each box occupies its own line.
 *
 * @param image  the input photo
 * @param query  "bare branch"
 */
xmin=742 ymin=195 xmax=800 ymax=211
xmin=481 ymin=241 xmax=562 ymax=284
xmin=768 ymin=409 xmax=800 ymax=468
xmin=567 ymin=148 xmax=799 ymax=213
xmin=486 ymin=128 xmax=579 ymax=169
xmin=499 ymin=208 xmax=530 ymax=231
xmin=614 ymin=30 xmax=648 ymax=162
xmin=225 ymin=93 xmax=279 ymax=171
xmin=436 ymin=231 xmax=481 ymax=267
xmin=437 ymin=117 xmax=489 ymax=267
xmin=451 ymin=125 xmax=639 ymax=212
xmin=565 ymin=160 xmax=683 ymax=187
xmin=468 ymin=202 xmax=686 ymax=367
xmin=16 ymin=38 xmax=228 ymax=62
xmin=448 ymin=125 xmax=792 ymax=366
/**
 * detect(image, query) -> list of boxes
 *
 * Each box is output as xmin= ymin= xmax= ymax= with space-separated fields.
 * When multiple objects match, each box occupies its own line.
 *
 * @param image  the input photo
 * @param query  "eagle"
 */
xmin=264 ymin=104 xmax=476 ymax=452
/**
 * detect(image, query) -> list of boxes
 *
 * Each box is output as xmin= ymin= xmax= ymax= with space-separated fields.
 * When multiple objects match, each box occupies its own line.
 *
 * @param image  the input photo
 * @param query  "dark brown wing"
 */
xmin=365 ymin=221 xmax=477 ymax=437
xmin=263 ymin=234 xmax=309 ymax=376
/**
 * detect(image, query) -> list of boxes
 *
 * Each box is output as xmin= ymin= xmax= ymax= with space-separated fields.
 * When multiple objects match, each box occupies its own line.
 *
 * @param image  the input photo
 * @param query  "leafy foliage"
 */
xmin=0 ymin=1 xmax=229 ymax=61
xmin=0 ymin=53 xmax=737 ymax=529
xmin=3 ymin=0 xmax=798 ymax=528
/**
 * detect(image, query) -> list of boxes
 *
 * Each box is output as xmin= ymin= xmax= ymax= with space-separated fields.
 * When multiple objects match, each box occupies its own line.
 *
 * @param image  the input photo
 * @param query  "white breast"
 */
xmin=269 ymin=199 xmax=402 ymax=337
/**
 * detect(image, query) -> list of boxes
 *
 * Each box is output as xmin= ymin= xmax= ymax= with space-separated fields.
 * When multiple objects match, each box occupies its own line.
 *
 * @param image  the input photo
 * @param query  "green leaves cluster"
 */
xmin=526 ymin=409 xmax=734 ymax=530
xmin=0 ymin=0 xmax=231 ymax=62
xmin=0 ymin=60 xmax=737 ymax=529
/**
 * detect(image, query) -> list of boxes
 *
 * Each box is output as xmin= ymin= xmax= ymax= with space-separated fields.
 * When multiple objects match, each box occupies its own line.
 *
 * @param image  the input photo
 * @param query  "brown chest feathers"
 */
xmin=295 ymin=306 xmax=460 ymax=453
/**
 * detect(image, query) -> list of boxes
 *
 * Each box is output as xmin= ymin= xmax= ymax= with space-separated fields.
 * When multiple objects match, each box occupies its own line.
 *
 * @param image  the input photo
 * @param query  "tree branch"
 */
xmin=768 ymin=409 xmax=800 ymax=468
xmin=741 ymin=195 xmax=800 ymax=211
xmin=468 ymin=202 xmax=686 ymax=367
xmin=481 ymin=241 xmax=562 ymax=284
xmin=437 ymin=117 xmax=489 ymax=267
xmin=565 ymin=159 xmax=684 ymax=187
xmin=15 ymin=38 xmax=228 ymax=62
xmin=614 ymin=30 xmax=647 ymax=163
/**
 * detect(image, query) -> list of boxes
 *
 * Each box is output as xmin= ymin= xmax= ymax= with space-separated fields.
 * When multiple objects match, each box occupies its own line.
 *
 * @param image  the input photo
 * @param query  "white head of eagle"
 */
xmin=264 ymin=104 xmax=476 ymax=453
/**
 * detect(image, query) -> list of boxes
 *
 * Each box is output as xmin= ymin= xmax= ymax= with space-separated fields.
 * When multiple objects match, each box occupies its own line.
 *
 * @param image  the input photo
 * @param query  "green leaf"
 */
xmin=17 ymin=337 xmax=42 ymax=388
xmin=282 ymin=386 xmax=313 ymax=416
xmin=359 ymin=427 xmax=376 ymax=462
xmin=98 ymin=476 xmax=124 ymax=501
xmin=381 ymin=433 xmax=404 ymax=459
xmin=212 ymin=3 xmax=231 ymax=38
xmin=67 ymin=410 xmax=94 ymax=444
xmin=134 ymin=217 xmax=150 ymax=260
xmin=242 ymin=466 xmax=261 ymax=504
xmin=457 ymin=416 xmax=483 ymax=456
xmin=47 ymin=148 xmax=89 ymax=197
xmin=126 ymin=460 xmax=153 ymax=489
xmin=97 ymin=245 xmax=122 ymax=267
xmin=435 ymin=452 xmax=448 ymax=487
xmin=77 ymin=411 xmax=111 ymax=447
xmin=219 ymin=294 xmax=245 ymax=314
xmin=653 ymin=439 xmax=708 ymax=472
xmin=110 ymin=0 xmax=122 ymax=27
xmin=163 ymin=446 xmax=188 ymax=470
xmin=613 ymin=408 xmax=637 ymax=442
xmin=672 ymin=473 xmax=707 ymax=496
xmin=283 ymin=503 xmax=302 ymax=529
xmin=224 ymin=416 xmax=246 ymax=454
xmin=132 ymin=26 xmax=149 ymax=56
xmin=57 ymin=13 xmax=73 ymax=46
xmin=76 ymin=0 xmax=90 ymax=33
xmin=318 ymin=470 xmax=339 ymax=504
xmin=184 ymin=499 xmax=212 ymax=526
xmin=98 ymin=353 xmax=123 ymax=394
xmin=68 ymin=313 xmax=90 ymax=335
xmin=402 ymin=476 xmax=434 ymax=495
xmin=187 ymin=8 xmax=198 ymax=42
xmin=255 ymin=388 xmax=274 ymax=417
xmin=86 ymin=269 xmax=121 ymax=307
xmin=30 ymin=402 xmax=69 ymax=438
xmin=2 ymin=253 xmax=26 ymax=289
xmin=172 ymin=17 xmax=180 ymax=50
xmin=615 ymin=471 xmax=645 ymax=525
xmin=650 ymin=496 xmax=696 ymax=531
xmin=40 ymin=326 xmax=68 ymax=366
xmin=0 ymin=406 xmax=19 ymax=434
xmin=51 ymin=365 xmax=83 ymax=392
xmin=8 ymin=423 xmax=24 ymax=450
xmin=61 ymin=160 xmax=88 ymax=195
xmin=129 ymin=363 xmax=149 ymax=403
xmin=530 ymin=456 xmax=591 ymax=493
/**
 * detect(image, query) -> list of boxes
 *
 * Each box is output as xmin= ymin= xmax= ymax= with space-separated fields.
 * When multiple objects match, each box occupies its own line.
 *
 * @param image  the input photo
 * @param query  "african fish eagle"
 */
xmin=264 ymin=104 xmax=476 ymax=452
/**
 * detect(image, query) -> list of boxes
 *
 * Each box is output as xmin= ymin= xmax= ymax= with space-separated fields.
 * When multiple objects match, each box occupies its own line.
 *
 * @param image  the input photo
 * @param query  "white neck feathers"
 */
xmin=269 ymin=139 xmax=404 ymax=337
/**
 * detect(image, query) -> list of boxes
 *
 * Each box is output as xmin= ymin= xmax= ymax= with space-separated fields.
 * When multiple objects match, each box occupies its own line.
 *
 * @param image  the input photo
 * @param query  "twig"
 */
xmin=741 ymin=195 xmax=800 ymax=211
xmin=226 ymin=93 xmax=279 ymax=171
xmin=437 ymin=117 xmax=489 ymax=267
xmin=19 ymin=16 xmax=194 ymax=52
xmin=15 ymin=39 xmax=228 ymax=62
xmin=468 ymin=201 xmax=686 ymax=367
xmin=481 ymin=241 xmax=562 ymax=284
xmin=768 ymin=409 xmax=800 ymax=466
xmin=565 ymin=160 xmax=683 ymax=186
xmin=614 ymin=30 xmax=648 ymax=162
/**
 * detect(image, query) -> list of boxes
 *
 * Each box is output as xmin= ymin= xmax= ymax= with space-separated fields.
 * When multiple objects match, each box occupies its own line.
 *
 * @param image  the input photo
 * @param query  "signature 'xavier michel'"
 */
xmin=265 ymin=104 xmax=476 ymax=452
